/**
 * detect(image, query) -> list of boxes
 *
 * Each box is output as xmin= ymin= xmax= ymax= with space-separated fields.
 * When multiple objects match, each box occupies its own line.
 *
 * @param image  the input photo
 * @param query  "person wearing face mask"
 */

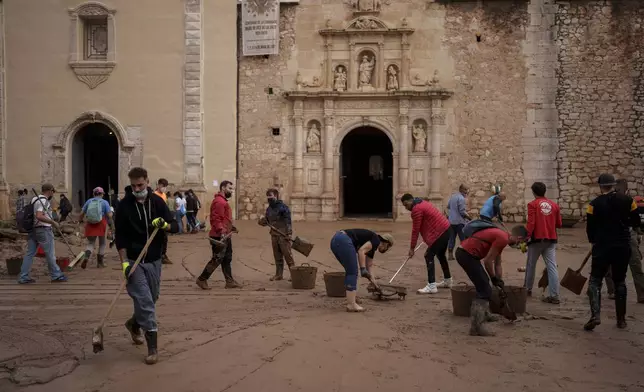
xmin=258 ymin=188 xmax=295 ymax=281
xmin=153 ymin=179 xmax=172 ymax=265
xmin=196 ymin=180 xmax=241 ymax=290
xmin=114 ymin=167 xmax=179 ymax=365
xmin=18 ymin=183 xmax=68 ymax=284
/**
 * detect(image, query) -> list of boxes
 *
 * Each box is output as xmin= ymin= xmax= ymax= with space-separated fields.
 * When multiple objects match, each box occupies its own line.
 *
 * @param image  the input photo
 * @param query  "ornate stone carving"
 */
xmin=334 ymin=115 xmax=361 ymax=131
xmin=386 ymin=65 xmax=399 ymax=91
xmin=358 ymin=55 xmax=375 ymax=87
xmin=306 ymin=123 xmax=321 ymax=153
xmin=411 ymin=70 xmax=440 ymax=87
xmin=334 ymin=65 xmax=347 ymax=92
xmin=337 ymin=100 xmax=397 ymax=110
xmin=411 ymin=100 xmax=430 ymax=109
xmin=412 ymin=122 xmax=427 ymax=152
xmin=295 ymin=66 xmax=324 ymax=89
xmin=69 ymin=62 xmax=115 ymax=89
xmin=345 ymin=0 xmax=390 ymax=13
xmin=69 ymin=2 xmax=115 ymax=16
xmin=324 ymin=99 xmax=334 ymax=110
xmin=431 ymin=111 xmax=446 ymax=125
xmin=347 ymin=16 xmax=388 ymax=30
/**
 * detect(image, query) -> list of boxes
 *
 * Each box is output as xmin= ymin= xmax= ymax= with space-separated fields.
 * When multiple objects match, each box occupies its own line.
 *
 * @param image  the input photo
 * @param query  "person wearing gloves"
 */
xmin=114 ymin=167 xmax=179 ymax=365
xmin=329 ymin=229 xmax=394 ymax=312
xmin=258 ymin=188 xmax=296 ymax=282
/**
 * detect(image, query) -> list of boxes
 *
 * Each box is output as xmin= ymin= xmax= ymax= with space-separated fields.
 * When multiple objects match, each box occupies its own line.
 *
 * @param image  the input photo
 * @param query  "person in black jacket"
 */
xmin=584 ymin=173 xmax=641 ymax=331
xmin=185 ymin=189 xmax=199 ymax=233
xmin=114 ymin=167 xmax=179 ymax=365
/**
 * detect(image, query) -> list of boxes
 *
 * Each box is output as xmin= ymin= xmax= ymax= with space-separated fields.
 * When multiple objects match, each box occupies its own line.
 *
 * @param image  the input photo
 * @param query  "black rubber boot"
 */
xmin=125 ymin=317 xmax=144 ymax=345
xmin=615 ymin=283 xmax=627 ymax=329
xmin=144 ymin=331 xmax=158 ymax=365
xmin=270 ymin=262 xmax=284 ymax=281
xmin=584 ymin=279 xmax=602 ymax=331
xmin=81 ymin=250 xmax=91 ymax=269
xmin=96 ymin=254 xmax=106 ymax=268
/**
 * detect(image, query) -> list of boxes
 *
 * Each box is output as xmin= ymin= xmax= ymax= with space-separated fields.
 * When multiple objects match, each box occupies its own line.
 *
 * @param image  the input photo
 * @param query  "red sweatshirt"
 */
xmin=209 ymin=192 xmax=232 ymax=237
xmin=410 ymin=199 xmax=450 ymax=249
xmin=526 ymin=197 xmax=561 ymax=242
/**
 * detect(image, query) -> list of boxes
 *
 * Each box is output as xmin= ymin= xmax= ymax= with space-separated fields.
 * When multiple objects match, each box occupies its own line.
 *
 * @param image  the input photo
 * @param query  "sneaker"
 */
xmin=51 ymin=275 xmax=68 ymax=283
xmin=417 ymin=283 xmax=438 ymax=294
xmin=18 ymin=278 xmax=36 ymax=284
xmin=436 ymin=278 xmax=453 ymax=289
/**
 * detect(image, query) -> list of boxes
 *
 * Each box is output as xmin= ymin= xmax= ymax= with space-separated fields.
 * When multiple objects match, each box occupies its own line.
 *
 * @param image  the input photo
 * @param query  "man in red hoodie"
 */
xmin=401 ymin=193 xmax=452 ymax=294
xmin=523 ymin=182 xmax=562 ymax=303
xmin=196 ymin=181 xmax=241 ymax=289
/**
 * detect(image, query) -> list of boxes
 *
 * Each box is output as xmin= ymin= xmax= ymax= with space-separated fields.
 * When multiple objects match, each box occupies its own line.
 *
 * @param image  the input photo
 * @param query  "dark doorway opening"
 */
xmin=341 ymin=127 xmax=393 ymax=217
xmin=71 ymin=123 xmax=119 ymax=210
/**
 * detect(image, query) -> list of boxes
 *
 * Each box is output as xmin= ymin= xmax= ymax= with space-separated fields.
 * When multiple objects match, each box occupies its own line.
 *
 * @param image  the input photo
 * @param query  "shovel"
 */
xmin=537 ymin=268 xmax=549 ymax=292
xmin=265 ymin=224 xmax=314 ymax=257
xmin=560 ymin=249 xmax=592 ymax=295
xmin=497 ymin=286 xmax=518 ymax=321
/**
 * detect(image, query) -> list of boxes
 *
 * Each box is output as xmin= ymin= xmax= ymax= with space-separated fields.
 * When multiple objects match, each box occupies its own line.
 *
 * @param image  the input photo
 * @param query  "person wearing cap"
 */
xmin=401 ymin=193 xmax=453 ymax=293
xmin=602 ymin=179 xmax=644 ymax=303
xmin=79 ymin=187 xmax=113 ymax=268
xmin=329 ymin=229 xmax=394 ymax=312
xmin=584 ymin=173 xmax=641 ymax=331
xmin=18 ymin=183 xmax=68 ymax=284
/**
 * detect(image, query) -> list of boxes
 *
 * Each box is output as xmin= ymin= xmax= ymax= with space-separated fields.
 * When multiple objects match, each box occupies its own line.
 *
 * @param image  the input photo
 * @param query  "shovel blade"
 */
xmin=561 ymin=268 xmax=587 ymax=295
xmin=292 ymin=236 xmax=314 ymax=257
xmin=537 ymin=267 xmax=549 ymax=289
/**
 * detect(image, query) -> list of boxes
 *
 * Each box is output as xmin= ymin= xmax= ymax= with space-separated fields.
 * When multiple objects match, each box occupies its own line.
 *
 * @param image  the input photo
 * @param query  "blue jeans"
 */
xmin=19 ymin=227 xmax=64 ymax=282
xmin=448 ymin=224 xmax=465 ymax=250
xmin=330 ymin=231 xmax=358 ymax=291
xmin=524 ymin=242 xmax=560 ymax=297
xmin=175 ymin=211 xmax=184 ymax=233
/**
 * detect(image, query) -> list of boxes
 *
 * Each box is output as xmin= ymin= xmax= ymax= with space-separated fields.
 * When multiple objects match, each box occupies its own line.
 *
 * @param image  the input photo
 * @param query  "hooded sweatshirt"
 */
xmin=265 ymin=199 xmax=292 ymax=235
xmin=115 ymin=186 xmax=179 ymax=262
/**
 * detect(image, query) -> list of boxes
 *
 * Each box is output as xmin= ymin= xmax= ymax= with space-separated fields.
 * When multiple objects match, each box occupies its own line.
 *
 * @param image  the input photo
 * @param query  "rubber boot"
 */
xmin=615 ymin=284 xmax=627 ymax=329
xmin=96 ymin=254 xmax=106 ymax=268
xmin=469 ymin=299 xmax=495 ymax=336
xmin=270 ymin=263 xmax=284 ymax=281
xmin=162 ymin=254 xmax=173 ymax=265
xmin=81 ymin=250 xmax=91 ymax=269
xmin=125 ymin=317 xmax=144 ymax=345
xmin=144 ymin=331 xmax=158 ymax=365
xmin=448 ymin=249 xmax=455 ymax=261
xmin=223 ymin=263 xmax=241 ymax=288
xmin=484 ymin=308 xmax=500 ymax=322
xmin=346 ymin=291 xmax=365 ymax=312
xmin=286 ymin=263 xmax=294 ymax=282
xmin=584 ymin=280 xmax=602 ymax=331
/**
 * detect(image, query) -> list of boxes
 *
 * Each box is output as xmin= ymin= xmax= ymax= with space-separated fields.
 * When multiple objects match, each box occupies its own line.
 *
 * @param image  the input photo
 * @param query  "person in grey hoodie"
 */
xmin=446 ymin=184 xmax=472 ymax=260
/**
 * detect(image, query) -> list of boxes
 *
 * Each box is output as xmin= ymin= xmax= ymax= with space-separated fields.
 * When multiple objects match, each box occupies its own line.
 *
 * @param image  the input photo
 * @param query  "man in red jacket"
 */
xmin=523 ymin=182 xmax=562 ymax=303
xmin=196 ymin=181 xmax=241 ymax=289
xmin=401 ymin=193 xmax=452 ymax=294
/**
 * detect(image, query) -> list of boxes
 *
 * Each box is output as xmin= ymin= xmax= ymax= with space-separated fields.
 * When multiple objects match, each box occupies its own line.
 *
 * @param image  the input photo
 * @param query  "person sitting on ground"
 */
xmin=79 ymin=187 xmax=113 ymax=269
xmin=329 ymin=229 xmax=394 ymax=312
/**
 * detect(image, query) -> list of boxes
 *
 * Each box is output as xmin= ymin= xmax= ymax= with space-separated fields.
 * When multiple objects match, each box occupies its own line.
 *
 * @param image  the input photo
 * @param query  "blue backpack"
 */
xmin=86 ymin=199 xmax=104 ymax=224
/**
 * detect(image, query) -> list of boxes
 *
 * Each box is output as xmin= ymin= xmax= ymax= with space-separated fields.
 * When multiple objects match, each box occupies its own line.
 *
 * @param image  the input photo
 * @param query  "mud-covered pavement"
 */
xmin=1 ymin=221 xmax=644 ymax=392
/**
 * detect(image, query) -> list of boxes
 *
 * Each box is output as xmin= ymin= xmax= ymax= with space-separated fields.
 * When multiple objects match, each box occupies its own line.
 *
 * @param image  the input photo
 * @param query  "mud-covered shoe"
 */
xmin=225 ymin=279 xmax=242 ymax=289
xmin=96 ymin=254 xmax=106 ymax=268
xmin=269 ymin=275 xmax=283 ymax=281
xmin=144 ymin=331 xmax=158 ymax=365
xmin=583 ymin=317 xmax=601 ymax=331
xmin=196 ymin=278 xmax=211 ymax=290
xmin=81 ymin=250 xmax=91 ymax=269
xmin=162 ymin=255 xmax=173 ymax=265
xmin=436 ymin=278 xmax=453 ymax=289
xmin=617 ymin=319 xmax=628 ymax=329
xmin=484 ymin=310 xmax=500 ymax=322
xmin=417 ymin=283 xmax=438 ymax=294
xmin=125 ymin=318 xmax=144 ymax=345
xmin=469 ymin=299 xmax=496 ymax=336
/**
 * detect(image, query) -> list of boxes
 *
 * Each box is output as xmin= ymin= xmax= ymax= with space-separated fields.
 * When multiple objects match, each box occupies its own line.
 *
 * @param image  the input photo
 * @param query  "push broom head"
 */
xmin=92 ymin=327 xmax=104 ymax=353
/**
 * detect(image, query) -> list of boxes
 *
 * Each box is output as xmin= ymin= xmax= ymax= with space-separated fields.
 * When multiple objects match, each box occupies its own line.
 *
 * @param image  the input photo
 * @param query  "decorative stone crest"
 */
xmin=345 ymin=0 xmax=391 ymax=14
xmin=347 ymin=16 xmax=388 ymax=30
xmin=244 ymin=0 xmax=278 ymax=17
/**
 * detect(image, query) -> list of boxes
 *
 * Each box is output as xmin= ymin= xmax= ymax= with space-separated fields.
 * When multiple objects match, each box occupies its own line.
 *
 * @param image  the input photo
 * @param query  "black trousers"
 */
xmin=455 ymin=248 xmax=492 ymax=300
xmin=425 ymin=228 xmax=451 ymax=283
xmin=589 ymin=244 xmax=631 ymax=298
xmin=199 ymin=236 xmax=233 ymax=281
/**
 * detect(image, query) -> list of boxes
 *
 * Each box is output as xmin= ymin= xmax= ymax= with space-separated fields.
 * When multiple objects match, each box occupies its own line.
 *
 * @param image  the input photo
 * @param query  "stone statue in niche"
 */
xmin=334 ymin=66 xmax=347 ymax=92
xmin=386 ymin=65 xmax=399 ymax=91
xmin=306 ymin=123 xmax=321 ymax=153
xmin=359 ymin=55 xmax=375 ymax=87
xmin=412 ymin=123 xmax=427 ymax=152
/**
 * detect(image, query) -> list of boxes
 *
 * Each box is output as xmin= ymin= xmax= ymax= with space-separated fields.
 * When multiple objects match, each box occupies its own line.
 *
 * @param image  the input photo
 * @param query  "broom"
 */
xmin=92 ymin=228 xmax=159 ymax=353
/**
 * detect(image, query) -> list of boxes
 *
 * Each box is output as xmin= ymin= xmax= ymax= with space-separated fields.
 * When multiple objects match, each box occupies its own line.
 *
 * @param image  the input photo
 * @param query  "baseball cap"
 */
xmin=93 ymin=187 xmax=105 ymax=195
xmin=41 ymin=183 xmax=56 ymax=193
xmin=597 ymin=173 xmax=616 ymax=186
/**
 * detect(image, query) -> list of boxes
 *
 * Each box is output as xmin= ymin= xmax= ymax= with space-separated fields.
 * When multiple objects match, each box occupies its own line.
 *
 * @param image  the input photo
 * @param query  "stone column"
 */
xmin=400 ymin=34 xmax=410 ymax=89
xmin=293 ymin=100 xmax=304 ymax=194
xmin=398 ymin=99 xmax=410 ymax=194
xmin=323 ymin=99 xmax=335 ymax=195
xmin=348 ymin=41 xmax=356 ymax=90
xmin=325 ymin=38 xmax=333 ymax=90
xmin=0 ymin=2 xmax=7 ymax=220
xmin=378 ymin=41 xmax=385 ymax=90
xmin=430 ymin=99 xmax=445 ymax=200
xmin=183 ymin=0 xmax=205 ymax=189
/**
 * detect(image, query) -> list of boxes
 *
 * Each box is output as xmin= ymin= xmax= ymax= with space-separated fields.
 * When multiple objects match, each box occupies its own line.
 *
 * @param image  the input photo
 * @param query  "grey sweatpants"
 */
xmin=524 ymin=242 xmax=560 ymax=298
xmin=126 ymin=259 xmax=162 ymax=332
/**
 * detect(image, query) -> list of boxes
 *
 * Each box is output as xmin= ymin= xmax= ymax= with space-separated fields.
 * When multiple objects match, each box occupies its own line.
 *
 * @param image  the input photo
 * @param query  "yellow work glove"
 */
xmin=122 ymin=261 xmax=132 ymax=279
xmin=152 ymin=217 xmax=169 ymax=230
xmin=519 ymin=242 xmax=527 ymax=254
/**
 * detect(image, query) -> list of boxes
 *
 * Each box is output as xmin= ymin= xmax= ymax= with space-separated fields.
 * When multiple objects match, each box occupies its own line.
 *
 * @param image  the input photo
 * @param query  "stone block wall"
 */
xmin=442 ymin=2 xmax=529 ymax=222
xmin=556 ymin=0 xmax=644 ymax=217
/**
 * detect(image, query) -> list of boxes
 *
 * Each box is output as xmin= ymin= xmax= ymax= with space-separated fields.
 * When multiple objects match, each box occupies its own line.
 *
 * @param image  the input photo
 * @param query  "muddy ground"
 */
xmin=1 ymin=221 xmax=643 ymax=392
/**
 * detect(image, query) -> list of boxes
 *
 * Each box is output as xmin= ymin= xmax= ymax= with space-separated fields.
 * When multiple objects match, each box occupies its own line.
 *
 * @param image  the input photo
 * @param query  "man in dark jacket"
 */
xmin=185 ymin=190 xmax=199 ymax=233
xmin=115 ymin=167 xmax=179 ymax=365
xmin=584 ymin=173 xmax=641 ymax=331
xmin=259 ymin=188 xmax=296 ymax=281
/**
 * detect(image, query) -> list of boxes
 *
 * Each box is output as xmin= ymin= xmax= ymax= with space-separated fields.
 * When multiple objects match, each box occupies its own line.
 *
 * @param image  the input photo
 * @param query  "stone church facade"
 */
xmin=237 ymin=0 xmax=644 ymax=222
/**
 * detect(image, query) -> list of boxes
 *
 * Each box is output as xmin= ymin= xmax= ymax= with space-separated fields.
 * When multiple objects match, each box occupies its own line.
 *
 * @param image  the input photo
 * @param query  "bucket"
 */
xmin=5 ymin=257 xmax=22 ymax=275
xmin=56 ymin=257 xmax=71 ymax=271
xmin=290 ymin=263 xmax=317 ymax=290
xmin=323 ymin=272 xmax=346 ymax=297
xmin=490 ymin=285 xmax=528 ymax=314
xmin=451 ymin=283 xmax=477 ymax=317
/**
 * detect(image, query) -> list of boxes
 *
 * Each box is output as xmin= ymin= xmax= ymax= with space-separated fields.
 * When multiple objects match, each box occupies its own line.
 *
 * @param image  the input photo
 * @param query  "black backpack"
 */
xmin=462 ymin=219 xmax=499 ymax=244
xmin=18 ymin=197 xmax=46 ymax=233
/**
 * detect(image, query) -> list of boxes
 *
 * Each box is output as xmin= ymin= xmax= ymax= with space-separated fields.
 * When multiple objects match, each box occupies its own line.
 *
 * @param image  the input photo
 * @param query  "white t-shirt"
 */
xmin=175 ymin=197 xmax=186 ymax=212
xmin=31 ymin=195 xmax=52 ymax=227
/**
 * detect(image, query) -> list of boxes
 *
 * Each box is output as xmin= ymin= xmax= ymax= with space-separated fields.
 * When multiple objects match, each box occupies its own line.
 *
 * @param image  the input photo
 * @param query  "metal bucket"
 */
xmin=290 ymin=263 xmax=317 ymax=290
xmin=451 ymin=283 xmax=477 ymax=317
xmin=292 ymin=236 xmax=314 ymax=257
xmin=323 ymin=272 xmax=346 ymax=297
xmin=490 ymin=285 xmax=528 ymax=314
xmin=5 ymin=257 xmax=22 ymax=276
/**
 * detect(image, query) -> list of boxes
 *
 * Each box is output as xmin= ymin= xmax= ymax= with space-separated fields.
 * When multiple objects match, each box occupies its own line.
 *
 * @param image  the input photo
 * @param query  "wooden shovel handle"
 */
xmin=576 ymin=249 xmax=593 ymax=273
xmin=266 ymin=223 xmax=293 ymax=241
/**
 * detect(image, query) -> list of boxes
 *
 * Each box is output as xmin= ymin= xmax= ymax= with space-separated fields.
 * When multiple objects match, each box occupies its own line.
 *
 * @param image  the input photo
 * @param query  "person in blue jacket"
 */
xmin=480 ymin=186 xmax=506 ymax=223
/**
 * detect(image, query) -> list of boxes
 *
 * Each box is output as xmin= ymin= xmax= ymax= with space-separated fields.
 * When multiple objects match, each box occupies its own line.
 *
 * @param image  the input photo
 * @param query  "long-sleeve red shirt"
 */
xmin=209 ymin=192 xmax=232 ymax=237
xmin=410 ymin=199 xmax=450 ymax=249
xmin=526 ymin=197 xmax=561 ymax=242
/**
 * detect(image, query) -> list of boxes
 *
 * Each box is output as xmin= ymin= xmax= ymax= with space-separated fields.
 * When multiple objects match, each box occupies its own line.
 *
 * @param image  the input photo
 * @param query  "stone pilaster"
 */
xmin=0 ymin=2 xmax=8 ymax=220
xmin=323 ymin=99 xmax=334 ymax=195
xmin=324 ymin=38 xmax=333 ymax=90
xmin=378 ymin=41 xmax=385 ymax=90
xmin=293 ymin=100 xmax=304 ymax=194
xmin=430 ymin=99 xmax=445 ymax=203
xmin=398 ymin=99 xmax=410 ymax=195
xmin=348 ymin=41 xmax=356 ymax=91
xmin=183 ymin=0 xmax=205 ymax=189
xmin=400 ymin=34 xmax=410 ymax=89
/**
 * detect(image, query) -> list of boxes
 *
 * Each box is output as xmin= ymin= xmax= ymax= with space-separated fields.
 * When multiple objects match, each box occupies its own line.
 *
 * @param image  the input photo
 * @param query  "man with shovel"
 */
xmin=196 ymin=180 xmax=242 ymax=290
xmin=258 ymin=188 xmax=296 ymax=281
xmin=584 ymin=174 xmax=641 ymax=331
xmin=115 ymin=167 xmax=179 ymax=364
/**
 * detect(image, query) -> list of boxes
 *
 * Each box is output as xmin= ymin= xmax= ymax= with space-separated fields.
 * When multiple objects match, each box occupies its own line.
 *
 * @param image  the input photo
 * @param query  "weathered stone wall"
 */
xmin=556 ymin=0 xmax=644 ymax=217
xmin=442 ymin=2 xmax=529 ymax=222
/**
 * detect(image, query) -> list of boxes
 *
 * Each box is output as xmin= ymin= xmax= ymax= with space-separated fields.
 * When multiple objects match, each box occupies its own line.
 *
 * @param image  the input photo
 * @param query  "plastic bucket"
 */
xmin=290 ymin=263 xmax=317 ymax=290
xmin=6 ymin=257 xmax=22 ymax=275
xmin=56 ymin=257 xmax=71 ymax=271
xmin=323 ymin=272 xmax=346 ymax=297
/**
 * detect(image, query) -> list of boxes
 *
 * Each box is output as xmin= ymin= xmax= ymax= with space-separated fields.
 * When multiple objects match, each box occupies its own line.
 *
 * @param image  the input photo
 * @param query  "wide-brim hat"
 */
xmin=597 ymin=173 xmax=616 ymax=186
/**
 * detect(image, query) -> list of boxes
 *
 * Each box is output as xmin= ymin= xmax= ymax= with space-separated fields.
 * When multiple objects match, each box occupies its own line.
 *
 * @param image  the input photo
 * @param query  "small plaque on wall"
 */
xmin=308 ymin=169 xmax=319 ymax=185
xmin=413 ymin=169 xmax=425 ymax=186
